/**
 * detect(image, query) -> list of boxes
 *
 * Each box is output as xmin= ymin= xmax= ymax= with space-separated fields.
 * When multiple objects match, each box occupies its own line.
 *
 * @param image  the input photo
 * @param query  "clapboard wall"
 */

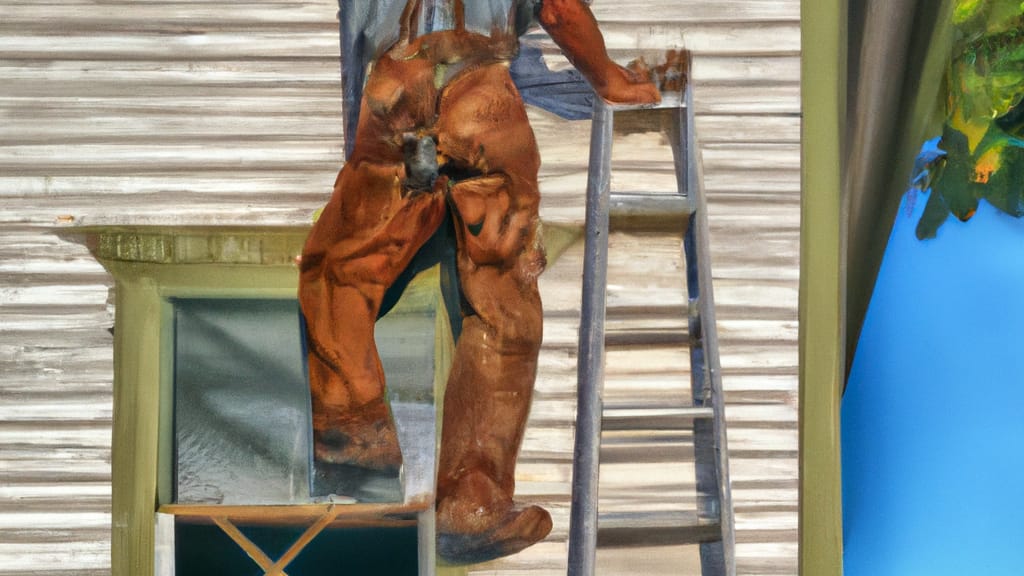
xmin=0 ymin=1 xmax=799 ymax=574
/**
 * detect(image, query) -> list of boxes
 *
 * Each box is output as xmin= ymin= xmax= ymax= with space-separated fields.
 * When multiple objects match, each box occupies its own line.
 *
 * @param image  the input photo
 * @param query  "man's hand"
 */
xmin=599 ymin=48 xmax=690 ymax=104
xmin=595 ymin=62 xmax=661 ymax=105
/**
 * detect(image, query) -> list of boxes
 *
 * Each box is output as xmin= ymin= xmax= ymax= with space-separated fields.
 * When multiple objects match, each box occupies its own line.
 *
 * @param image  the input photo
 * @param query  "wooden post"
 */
xmin=108 ymin=271 xmax=163 ymax=576
xmin=799 ymin=1 xmax=845 ymax=574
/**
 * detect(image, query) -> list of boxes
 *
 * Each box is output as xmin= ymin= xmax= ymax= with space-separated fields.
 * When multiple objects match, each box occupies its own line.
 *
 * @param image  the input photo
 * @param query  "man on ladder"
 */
xmin=299 ymin=0 xmax=659 ymax=564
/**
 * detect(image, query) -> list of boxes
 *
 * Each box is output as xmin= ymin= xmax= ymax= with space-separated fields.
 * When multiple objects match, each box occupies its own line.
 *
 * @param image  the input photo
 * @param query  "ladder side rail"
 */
xmin=675 ymin=96 xmax=724 ymax=576
xmin=567 ymin=98 xmax=615 ymax=576
xmin=670 ymin=69 xmax=716 ymax=539
xmin=679 ymin=79 xmax=737 ymax=576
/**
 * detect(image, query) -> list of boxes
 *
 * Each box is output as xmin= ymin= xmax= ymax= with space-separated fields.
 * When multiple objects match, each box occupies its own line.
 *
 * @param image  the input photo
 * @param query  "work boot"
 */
xmin=436 ymin=470 xmax=552 ymax=564
xmin=312 ymin=396 xmax=402 ymax=473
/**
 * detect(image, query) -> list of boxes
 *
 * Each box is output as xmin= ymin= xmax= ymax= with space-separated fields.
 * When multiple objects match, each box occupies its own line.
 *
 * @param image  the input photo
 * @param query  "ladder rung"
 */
xmin=600 ymin=443 xmax=694 ymax=464
xmin=604 ymin=92 xmax=686 ymax=112
xmin=608 ymin=192 xmax=693 ymax=231
xmin=602 ymin=405 xmax=714 ymax=431
xmin=598 ymin=510 xmax=721 ymax=548
xmin=605 ymin=330 xmax=687 ymax=347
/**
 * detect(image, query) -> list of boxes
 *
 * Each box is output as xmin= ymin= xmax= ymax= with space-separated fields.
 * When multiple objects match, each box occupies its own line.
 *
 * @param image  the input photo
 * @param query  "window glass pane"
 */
xmin=173 ymin=298 xmax=310 ymax=504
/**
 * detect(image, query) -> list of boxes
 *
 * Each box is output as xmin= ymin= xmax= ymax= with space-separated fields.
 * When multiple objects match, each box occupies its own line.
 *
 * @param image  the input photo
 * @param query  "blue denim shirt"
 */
xmin=348 ymin=0 xmax=540 ymax=60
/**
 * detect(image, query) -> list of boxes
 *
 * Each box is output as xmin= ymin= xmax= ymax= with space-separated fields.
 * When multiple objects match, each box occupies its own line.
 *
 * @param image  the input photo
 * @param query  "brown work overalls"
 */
xmin=299 ymin=0 xmax=550 ymax=563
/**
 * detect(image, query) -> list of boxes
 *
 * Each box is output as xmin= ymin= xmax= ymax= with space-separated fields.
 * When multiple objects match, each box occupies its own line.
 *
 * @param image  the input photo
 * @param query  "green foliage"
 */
xmin=916 ymin=0 xmax=1024 ymax=238
xmin=984 ymin=138 xmax=1024 ymax=216
xmin=917 ymin=123 xmax=1024 ymax=238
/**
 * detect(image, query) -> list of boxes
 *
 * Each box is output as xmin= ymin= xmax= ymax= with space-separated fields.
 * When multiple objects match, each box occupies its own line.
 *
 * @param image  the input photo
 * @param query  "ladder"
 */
xmin=567 ymin=67 xmax=736 ymax=576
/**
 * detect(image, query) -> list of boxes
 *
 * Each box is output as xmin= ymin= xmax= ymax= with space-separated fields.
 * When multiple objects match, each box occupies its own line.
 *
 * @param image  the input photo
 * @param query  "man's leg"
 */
xmin=301 ymin=160 xmax=447 ymax=473
xmin=432 ymin=63 xmax=552 ymax=563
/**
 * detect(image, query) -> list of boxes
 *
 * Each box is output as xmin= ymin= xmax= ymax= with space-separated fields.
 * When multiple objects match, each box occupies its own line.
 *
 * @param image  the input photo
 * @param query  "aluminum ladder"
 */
xmin=567 ymin=70 xmax=736 ymax=576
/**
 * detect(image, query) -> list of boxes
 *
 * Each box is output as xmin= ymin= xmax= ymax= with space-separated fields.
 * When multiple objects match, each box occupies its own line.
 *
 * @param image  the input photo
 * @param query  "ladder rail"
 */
xmin=678 ymin=82 xmax=736 ymax=576
xmin=567 ymin=97 xmax=615 ymax=576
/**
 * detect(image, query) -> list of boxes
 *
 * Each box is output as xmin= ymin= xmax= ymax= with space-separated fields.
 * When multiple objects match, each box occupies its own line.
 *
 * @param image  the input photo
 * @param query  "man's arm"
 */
xmin=535 ymin=0 xmax=660 ymax=104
